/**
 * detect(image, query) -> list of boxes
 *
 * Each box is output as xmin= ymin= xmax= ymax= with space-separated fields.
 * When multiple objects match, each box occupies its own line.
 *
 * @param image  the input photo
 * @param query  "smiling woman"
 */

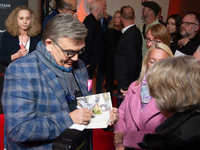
xmin=0 ymin=5 xmax=41 ymax=66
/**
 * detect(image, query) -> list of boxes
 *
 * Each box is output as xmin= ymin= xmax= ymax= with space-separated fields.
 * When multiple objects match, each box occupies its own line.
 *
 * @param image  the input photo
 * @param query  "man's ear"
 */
xmin=195 ymin=25 xmax=199 ymax=32
xmin=45 ymin=38 xmax=53 ymax=53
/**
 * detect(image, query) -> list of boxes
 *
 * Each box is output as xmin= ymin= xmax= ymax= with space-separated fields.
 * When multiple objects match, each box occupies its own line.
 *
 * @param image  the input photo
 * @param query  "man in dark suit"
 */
xmin=79 ymin=1 xmax=105 ymax=87
xmin=114 ymin=6 xmax=142 ymax=108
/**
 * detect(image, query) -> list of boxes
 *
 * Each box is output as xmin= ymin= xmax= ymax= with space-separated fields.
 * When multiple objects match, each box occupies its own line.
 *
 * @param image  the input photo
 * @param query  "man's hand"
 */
xmin=120 ymin=88 xmax=127 ymax=97
xmin=109 ymin=107 xmax=119 ymax=125
xmin=69 ymin=108 xmax=94 ymax=125
xmin=178 ymin=37 xmax=190 ymax=48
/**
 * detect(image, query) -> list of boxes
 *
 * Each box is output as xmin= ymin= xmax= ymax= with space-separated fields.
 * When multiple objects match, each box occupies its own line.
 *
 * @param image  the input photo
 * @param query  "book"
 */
xmin=76 ymin=92 xmax=112 ymax=129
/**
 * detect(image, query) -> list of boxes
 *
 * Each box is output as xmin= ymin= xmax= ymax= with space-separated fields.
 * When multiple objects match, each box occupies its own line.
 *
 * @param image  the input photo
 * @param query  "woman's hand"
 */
xmin=115 ymin=144 xmax=125 ymax=150
xmin=114 ymin=132 xmax=124 ymax=145
xmin=109 ymin=107 xmax=119 ymax=125
xmin=11 ymin=49 xmax=28 ymax=61
xmin=69 ymin=108 xmax=94 ymax=125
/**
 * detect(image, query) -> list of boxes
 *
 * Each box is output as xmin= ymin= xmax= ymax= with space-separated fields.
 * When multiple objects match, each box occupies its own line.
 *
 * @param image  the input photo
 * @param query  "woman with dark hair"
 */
xmin=141 ymin=56 xmax=200 ymax=150
xmin=0 ymin=5 xmax=41 ymax=66
xmin=166 ymin=14 xmax=182 ymax=44
xmin=103 ymin=10 xmax=123 ymax=99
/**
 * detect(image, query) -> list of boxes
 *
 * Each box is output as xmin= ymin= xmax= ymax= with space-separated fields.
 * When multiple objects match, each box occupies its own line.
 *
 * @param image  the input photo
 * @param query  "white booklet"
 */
xmin=76 ymin=92 xmax=112 ymax=129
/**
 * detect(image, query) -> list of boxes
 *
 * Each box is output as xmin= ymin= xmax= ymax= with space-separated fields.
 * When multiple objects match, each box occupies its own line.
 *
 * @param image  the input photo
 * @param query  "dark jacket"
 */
xmin=79 ymin=13 xmax=102 ymax=66
xmin=0 ymin=31 xmax=41 ymax=66
xmin=114 ymin=25 xmax=142 ymax=88
xmin=171 ymin=34 xmax=200 ymax=55
xmin=141 ymin=110 xmax=200 ymax=150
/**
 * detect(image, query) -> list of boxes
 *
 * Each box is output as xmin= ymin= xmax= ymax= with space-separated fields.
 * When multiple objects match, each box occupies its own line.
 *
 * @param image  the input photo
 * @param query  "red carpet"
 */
xmin=93 ymin=95 xmax=117 ymax=150
xmin=0 ymin=114 xmax=4 ymax=150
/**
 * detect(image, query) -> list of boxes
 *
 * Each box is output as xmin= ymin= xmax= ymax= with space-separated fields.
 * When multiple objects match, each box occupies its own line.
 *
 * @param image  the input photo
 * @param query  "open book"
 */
xmin=76 ymin=92 xmax=112 ymax=129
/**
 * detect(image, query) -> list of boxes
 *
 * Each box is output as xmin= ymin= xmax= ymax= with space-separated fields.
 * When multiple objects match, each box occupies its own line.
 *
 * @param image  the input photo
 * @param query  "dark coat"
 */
xmin=114 ymin=25 xmax=142 ymax=88
xmin=0 ymin=31 xmax=41 ymax=66
xmin=170 ymin=34 xmax=200 ymax=55
xmin=79 ymin=13 xmax=102 ymax=66
xmin=140 ymin=110 xmax=200 ymax=150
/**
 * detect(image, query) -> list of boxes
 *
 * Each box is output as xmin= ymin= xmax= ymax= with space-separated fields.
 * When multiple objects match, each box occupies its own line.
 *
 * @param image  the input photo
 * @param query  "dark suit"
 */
xmin=0 ymin=31 xmax=41 ymax=66
xmin=79 ymin=13 xmax=102 ymax=79
xmin=114 ymin=25 xmax=142 ymax=106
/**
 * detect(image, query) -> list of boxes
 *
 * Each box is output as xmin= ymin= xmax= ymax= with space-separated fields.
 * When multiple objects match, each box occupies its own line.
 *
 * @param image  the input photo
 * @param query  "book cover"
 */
xmin=76 ymin=92 xmax=112 ymax=129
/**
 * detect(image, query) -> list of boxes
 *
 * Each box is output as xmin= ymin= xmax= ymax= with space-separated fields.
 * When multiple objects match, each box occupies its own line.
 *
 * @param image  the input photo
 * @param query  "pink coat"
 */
xmin=114 ymin=81 xmax=166 ymax=149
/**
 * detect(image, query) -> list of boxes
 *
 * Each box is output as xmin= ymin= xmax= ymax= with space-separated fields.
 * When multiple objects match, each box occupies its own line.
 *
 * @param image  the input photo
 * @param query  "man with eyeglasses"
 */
xmin=42 ymin=0 xmax=77 ymax=31
xmin=1 ymin=13 xmax=119 ymax=150
xmin=171 ymin=12 xmax=200 ymax=55
xmin=138 ymin=1 xmax=161 ymax=58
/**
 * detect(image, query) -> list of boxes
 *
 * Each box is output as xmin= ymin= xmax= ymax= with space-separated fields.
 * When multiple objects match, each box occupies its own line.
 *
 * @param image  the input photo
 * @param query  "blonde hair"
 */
xmin=147 ymin=56 xmax=200 ymax=113
xmin=136 ymin=43 xmax=173 ymax=85
xmin=146 ymin=24 xmax=171 ymax=47
xmin=5 ymin=5 xmax=41 ymax=37
xmin=108 ymin=10 xmax=121 ymax=29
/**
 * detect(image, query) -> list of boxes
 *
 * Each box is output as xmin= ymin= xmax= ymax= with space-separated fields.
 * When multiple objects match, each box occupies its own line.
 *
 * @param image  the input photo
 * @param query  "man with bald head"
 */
xmin=42 ymin=0 xmax=77 ymax=30
xmin=171 ymin=12 xmax=200 ymax=55
xmin=79 ymin=1 xmax=105 ymax=90
xmin=114 ymin=6 xmax=142 ymax=107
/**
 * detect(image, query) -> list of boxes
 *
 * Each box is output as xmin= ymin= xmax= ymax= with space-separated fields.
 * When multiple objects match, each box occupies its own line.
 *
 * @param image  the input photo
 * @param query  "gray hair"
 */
xmin=42 ymin=13 xmax=88 ymax=44
xmin=147 ymin=56 xmax=200 ymax=113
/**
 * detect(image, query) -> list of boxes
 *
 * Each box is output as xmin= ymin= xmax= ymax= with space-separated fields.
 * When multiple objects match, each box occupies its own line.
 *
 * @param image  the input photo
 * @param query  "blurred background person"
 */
xmin=114 ymin=43 xmax=173 ymax=150
xmin=193 ymin=45 xmax=200 ymax=60
xmin=0 ymin=5 xmax=41 ymax=66
xmin=103 ymin=10 xmax=123 ymax=100
xmin=120 ymin=23 xmax=171 ymax=98
xmin=145 ymin=24 xmax=171 ymax=50
xmin=142 ymin=56 xmax=200 ymax=150
xmin=114 ymin=6 xmax=142 ymax=108
xmin=171 ymin=12 xmax=200 ymax=55
xmin=166 ymin=14 xmax=182 ymax=46
xmin=139 ymin=1 xmax=161 ymax=58
xmin=42 ymin=0 xmax=77 ymax=30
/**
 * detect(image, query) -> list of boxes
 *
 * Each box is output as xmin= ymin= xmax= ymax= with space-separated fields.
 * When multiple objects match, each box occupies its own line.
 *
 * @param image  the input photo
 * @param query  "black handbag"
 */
xmin=52 ymin=128 xmax=85 ymax=150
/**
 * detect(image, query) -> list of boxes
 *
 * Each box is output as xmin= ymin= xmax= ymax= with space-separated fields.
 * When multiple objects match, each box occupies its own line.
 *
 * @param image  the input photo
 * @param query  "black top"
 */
xmin=0 ymin=31 xmax=41 ymax=66
xmin=103 ymin=28 xmax=122 ymax=64
xmin=79 ymin=13 xmax=103 ymax=65
xmin=170 ymin=34 xmax=200 ymax=55
xmin=141 ymin=110 xmax=200 ymax=150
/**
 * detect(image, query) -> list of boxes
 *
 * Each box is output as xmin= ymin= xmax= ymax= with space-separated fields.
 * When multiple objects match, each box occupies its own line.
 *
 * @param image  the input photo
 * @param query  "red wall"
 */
xmin=168 ymin=0 xmax=200 ymax=17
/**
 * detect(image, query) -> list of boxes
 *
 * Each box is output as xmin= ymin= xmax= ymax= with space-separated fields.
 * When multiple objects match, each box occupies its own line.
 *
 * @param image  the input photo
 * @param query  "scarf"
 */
xmin=35 ymin=42 xmax=79 ymax=103
xmin=140 ymin=74 xmax=152 ymax=110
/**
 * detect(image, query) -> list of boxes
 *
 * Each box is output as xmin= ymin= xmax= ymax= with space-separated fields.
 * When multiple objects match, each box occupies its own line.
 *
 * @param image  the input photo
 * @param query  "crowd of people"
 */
xmin=0 ymin=0 xmax=200 ymax=150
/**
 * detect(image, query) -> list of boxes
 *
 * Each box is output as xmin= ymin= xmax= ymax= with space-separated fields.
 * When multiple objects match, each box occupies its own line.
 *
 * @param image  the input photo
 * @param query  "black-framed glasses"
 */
xmin=53 ymin=41 xmax=85 ymax=58
xmin=67 ymin=8 xmax=77 ymax=13
xmin=180 ymin=21 xmax=198 ymax=27
xmin=145 ymin=38 xmax=162 ymax=44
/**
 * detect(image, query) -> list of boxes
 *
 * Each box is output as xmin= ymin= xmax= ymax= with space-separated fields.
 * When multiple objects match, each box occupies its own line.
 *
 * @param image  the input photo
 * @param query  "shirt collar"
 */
xmin=122 ymin=24 xmax=135 ymax=33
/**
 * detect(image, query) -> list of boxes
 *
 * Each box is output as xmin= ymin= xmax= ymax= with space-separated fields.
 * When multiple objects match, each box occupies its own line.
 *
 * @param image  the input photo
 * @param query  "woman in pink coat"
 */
xmin=114 ymin=43 xmax=174 ymax=150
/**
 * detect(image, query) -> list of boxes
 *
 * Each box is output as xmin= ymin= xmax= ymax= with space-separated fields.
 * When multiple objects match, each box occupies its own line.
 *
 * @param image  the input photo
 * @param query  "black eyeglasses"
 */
xmin=53 ymin=41 xmax=85 ymax=58
xmin=180 ymin=21 xmax=198 ymax=27
xmin=66 ymin=8 xmax=77 ymax=13
xmin=145 ymin=38 xmax=162 ymax=44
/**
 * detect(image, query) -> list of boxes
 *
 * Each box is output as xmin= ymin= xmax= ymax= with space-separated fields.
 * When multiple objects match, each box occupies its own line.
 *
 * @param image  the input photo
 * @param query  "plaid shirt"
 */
xmin=2 ymin=44 xmax=92 ymax=150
